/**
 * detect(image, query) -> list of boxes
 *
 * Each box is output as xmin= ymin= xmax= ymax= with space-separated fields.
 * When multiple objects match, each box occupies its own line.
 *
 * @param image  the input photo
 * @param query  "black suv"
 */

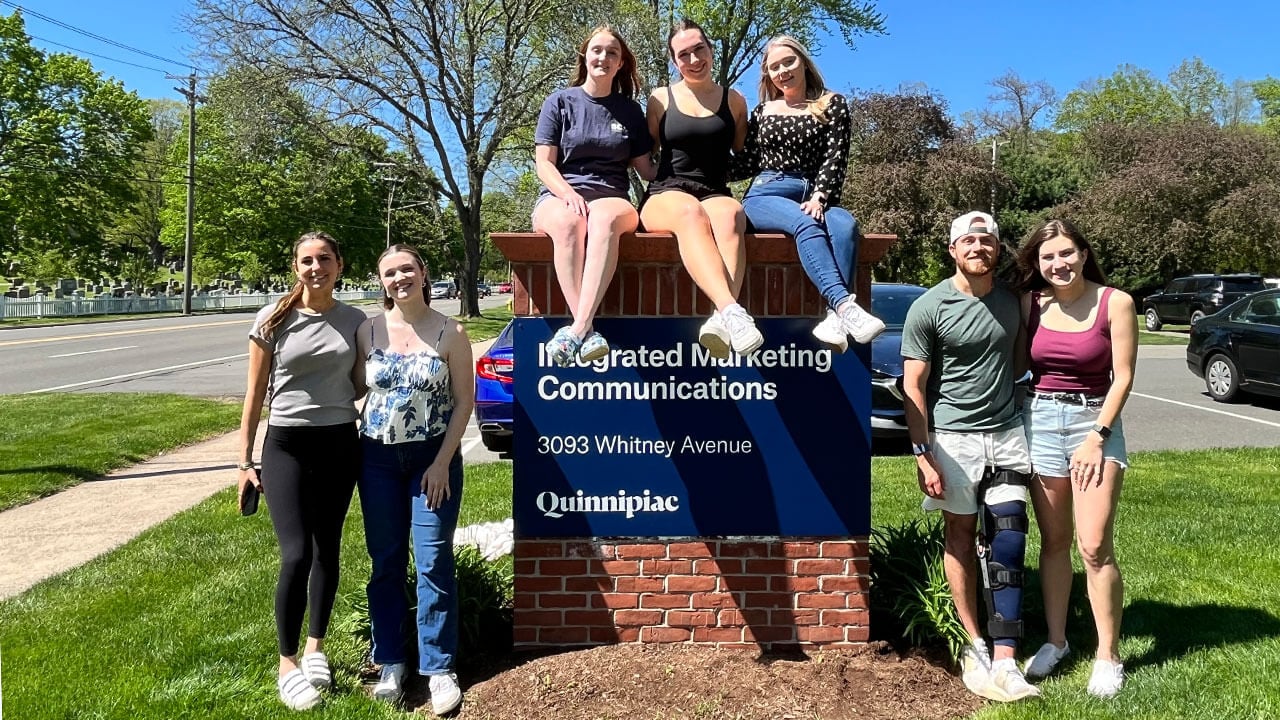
xmin=1143 ymin=273 xmax=1267 ymax=330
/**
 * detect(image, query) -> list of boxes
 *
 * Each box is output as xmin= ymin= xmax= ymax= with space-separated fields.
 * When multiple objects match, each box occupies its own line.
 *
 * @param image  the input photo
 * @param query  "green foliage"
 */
xmin=868 ymin=517 xmax=967 ymax=659
xmin=1255 ymin=77 xmax=1280 ymax=135
xmin=1056 ymin=64 xmax=1180 ymax=133
xmin=0 ymin=13 xmax=152 ymax=262
xmin=456 ymin=546 xmax=515 ymax=661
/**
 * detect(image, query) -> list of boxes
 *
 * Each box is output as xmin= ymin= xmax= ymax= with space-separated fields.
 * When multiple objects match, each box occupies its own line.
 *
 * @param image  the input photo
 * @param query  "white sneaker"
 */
xmin=428 ymin=672 xmax=463 ymax=715
xmin=1086 ymin=658 xmax=1125 ymax=699
xmin=372 ymin=662 xmax=407 ymax=702
xmin=990 ymin=657 xmax=1041 ymax=701
xmin=698 ymin=311 xmax=731 ymax=359
xmin=1023 ymin=641 xmax=1070 ymax=679
xmin=720 ymin=304 xmax=764 ymax=355
xmin=959 ymin=639 xmax=993 ymax=697
xmin=812 ymin=310 xmax=848 ymax=353
xmin=837 ymin=298 xmax=886 ymax=344
xmin=277 ymin=668 xmax=323 ymax=710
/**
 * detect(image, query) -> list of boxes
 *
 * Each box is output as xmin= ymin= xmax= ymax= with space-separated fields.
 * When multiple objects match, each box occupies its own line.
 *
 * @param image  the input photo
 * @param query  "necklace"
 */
xmin=1055 ymin=288 xmax=1090 ymax=310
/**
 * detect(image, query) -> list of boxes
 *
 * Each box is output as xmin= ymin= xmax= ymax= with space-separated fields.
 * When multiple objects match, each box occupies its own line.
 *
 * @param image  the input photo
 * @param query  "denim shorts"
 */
xmin=1023 ymin=394 xmax=1129 ymax=477
xmin=923 ymin=425 xmax=1032 ymax=515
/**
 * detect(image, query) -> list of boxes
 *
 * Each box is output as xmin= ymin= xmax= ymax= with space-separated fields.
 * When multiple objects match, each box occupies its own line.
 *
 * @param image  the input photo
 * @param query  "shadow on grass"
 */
xmin=0 ymin=465 xmax=101 ymax=481
xmin=1122 ymin=599 xmax=1280 ymax=671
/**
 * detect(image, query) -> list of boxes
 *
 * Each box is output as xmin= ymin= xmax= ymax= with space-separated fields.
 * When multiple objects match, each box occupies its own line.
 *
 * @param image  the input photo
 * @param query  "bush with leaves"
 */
xmin=868 ymin=517 xmax=967 ymax=661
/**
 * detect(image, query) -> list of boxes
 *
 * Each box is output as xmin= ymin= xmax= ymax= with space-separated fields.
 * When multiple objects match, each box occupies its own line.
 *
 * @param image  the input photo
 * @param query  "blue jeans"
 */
xmin=358 ymin=434 xmax=464 ymax=674
xmin=742 ymin=172 xmax=859 ymax=310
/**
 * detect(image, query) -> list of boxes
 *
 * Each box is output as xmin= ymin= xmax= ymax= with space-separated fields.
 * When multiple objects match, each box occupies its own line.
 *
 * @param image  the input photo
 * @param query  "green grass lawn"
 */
xmin=0 ymin=393 xmax=242 ymax=511
xmin=2 ymin=448 xmax=1278 ymax=718
xmin=457 ymin=304 xmax=512 ymax=343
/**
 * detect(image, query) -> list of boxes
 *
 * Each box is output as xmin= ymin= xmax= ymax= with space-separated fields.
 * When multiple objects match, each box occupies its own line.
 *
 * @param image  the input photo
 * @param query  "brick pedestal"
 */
xmin=492 ymin=230 xmax=896 ymax=651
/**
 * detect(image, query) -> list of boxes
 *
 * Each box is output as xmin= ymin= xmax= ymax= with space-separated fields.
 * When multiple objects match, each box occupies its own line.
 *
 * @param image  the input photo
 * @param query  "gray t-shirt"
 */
xmin=900 ymin=278 xmax=1022 ymax=432
xmin=535 ymin=86 xmax=652 ymax=202
xmin=250 ymin=301 xmax=367 ymax=427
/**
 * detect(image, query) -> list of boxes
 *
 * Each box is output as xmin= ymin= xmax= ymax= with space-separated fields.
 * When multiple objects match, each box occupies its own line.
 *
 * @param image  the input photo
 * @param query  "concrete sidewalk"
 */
xmin=0 ymin=337 xmax=498 ymax=601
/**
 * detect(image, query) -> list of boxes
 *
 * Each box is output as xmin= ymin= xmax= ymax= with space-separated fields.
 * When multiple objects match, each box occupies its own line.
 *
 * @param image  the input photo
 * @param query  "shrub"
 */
xmin=868 ymin=517 xmax=967 ymax=660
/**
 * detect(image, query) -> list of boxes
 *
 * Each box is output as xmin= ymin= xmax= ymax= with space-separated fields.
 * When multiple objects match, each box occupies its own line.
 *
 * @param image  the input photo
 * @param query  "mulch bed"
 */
xmin=394 ymin=642 xmax=982 ymax=719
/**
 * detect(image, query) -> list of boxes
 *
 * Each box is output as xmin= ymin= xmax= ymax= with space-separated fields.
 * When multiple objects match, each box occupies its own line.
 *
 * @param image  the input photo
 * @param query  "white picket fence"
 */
xmin=0 ymin=289 xmax=382 ymax=319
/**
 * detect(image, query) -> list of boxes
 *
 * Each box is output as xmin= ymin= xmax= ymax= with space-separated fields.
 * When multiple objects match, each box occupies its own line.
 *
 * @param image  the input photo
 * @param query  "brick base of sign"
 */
xmin=512 ymin=538 xmax=870 ymax=650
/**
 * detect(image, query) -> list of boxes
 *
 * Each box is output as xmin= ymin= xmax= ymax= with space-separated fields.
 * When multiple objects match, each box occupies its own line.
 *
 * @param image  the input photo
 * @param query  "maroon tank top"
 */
xmin=1028 ymin=287 xmax=1114 ymax=396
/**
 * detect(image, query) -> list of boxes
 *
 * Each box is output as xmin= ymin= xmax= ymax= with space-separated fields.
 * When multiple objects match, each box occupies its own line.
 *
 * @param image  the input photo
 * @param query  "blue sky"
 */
xmin=9 ymin=0 xmax=1280 ymax=120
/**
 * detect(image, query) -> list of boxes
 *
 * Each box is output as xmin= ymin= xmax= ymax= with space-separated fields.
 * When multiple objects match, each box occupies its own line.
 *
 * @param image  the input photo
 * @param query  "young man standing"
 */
xmin=900 ymin=211 xmax=1039 ymax=702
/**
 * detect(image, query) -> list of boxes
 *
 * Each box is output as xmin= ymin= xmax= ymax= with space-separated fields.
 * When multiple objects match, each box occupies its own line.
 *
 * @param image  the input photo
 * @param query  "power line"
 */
xmin=26 ymin=32 xmax=171 ymax=75
xmin=0 ymin=0 xmax=196 ymax=71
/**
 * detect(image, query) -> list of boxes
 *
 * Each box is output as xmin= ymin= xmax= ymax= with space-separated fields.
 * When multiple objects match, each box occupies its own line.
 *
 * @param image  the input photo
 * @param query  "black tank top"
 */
xmin=655 ymin=85 xmax=735 ymax=189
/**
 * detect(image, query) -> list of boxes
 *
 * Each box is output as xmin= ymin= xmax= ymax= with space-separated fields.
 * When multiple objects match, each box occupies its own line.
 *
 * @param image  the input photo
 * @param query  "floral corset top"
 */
xmin=361 ymin=347 xmax=453 ymax=444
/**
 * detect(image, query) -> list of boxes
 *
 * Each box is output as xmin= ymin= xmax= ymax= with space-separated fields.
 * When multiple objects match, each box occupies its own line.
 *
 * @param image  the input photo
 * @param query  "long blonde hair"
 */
xmin=757 ymin=35 xmax=833 ymax=123
xmin=260 ymin=231 xmax=342 ymax=340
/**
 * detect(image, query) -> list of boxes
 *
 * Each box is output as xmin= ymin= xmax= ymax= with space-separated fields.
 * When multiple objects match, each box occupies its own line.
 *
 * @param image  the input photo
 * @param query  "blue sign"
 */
xmin=512 ymin=317 xmax=871 ymax=538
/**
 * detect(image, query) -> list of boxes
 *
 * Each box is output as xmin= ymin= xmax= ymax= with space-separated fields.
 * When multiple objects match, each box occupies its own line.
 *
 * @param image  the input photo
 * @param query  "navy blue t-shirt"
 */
xmin=534 ymin=87 xmax=652 ymax=201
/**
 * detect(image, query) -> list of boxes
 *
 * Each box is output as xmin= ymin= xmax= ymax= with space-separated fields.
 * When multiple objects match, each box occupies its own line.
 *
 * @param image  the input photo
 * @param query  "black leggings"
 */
xmin=261 ymin=422 xmax=360 ymax=657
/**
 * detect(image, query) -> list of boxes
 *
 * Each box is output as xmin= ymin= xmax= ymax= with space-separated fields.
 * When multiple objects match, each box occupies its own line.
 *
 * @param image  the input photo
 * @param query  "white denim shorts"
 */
xmin=922 ymin=425 xmax=1032 ymax=516
xmin=1023 ymin=394 xmax=1129 ymax=477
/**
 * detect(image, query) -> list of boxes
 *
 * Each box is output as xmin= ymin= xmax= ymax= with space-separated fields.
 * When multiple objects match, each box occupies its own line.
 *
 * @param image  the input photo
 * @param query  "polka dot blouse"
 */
xmin=733 ymin=92 xmax=852 ymax=207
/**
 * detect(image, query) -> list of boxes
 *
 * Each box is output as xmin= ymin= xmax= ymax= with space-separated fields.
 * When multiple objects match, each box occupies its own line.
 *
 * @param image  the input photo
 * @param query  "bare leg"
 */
xmin=1075 ymin=463 xmax=1125 ymax=662
xmin=534 ymin=197 xmax=587 ymax=326
xmin=942 ymin=511 xmax=984 ymax=645
xmin=641 ymin=191 xmax=735 ymax=310
xmin=1030 ymin=473 xmax=1075 ymax=648
xmin=701 ymin=195 xmax=747 ymax=299
xmin=573 ymin=197 xmax=636 ymax=336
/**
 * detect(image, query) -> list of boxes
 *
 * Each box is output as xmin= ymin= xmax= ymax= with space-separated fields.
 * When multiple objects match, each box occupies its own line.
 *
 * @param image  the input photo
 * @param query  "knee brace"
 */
xmin=977 ymin=467 xmax=1030 ymax=644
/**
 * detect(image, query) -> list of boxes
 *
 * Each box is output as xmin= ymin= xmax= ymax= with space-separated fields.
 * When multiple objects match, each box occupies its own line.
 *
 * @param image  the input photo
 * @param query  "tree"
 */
xmin=190 ymin=0 xmax=579 ymax=316
xmin=1255 ymin=77 xmax=1280 ymax=135
xmin=978 ymin=71 xmax=1057 ymax=141
xmin=160 ymin=67 xmax=387 ymax=287
xmin=0 ymin=12 xmax=152 ymax=265
xmin=1167 ymin=57 xmax=1227 ymax=121
xmin=843 ymin=89 xmax=997 ymax=286
xmin=1056 ymin=65 xmax=1179 ymax=133
xmin=1218 ymin=78 xmax=1260 ymax=127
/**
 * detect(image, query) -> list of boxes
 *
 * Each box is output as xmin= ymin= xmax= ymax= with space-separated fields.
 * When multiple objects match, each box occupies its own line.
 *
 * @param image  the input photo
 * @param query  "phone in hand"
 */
xmin=239 ymin=469 xmax=261 ymax=516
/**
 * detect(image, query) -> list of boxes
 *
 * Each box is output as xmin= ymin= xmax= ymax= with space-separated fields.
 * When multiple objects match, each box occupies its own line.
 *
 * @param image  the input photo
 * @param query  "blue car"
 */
xmin=471 ymin=282 xmax=927 ymax=451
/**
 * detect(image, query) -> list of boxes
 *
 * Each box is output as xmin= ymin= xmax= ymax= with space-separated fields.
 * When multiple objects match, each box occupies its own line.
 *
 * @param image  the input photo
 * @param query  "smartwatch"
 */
xmin=911 ymin=442 xmax=931 ymax=456
xmin=1091 ymin=424 xmax=1112 ymax=439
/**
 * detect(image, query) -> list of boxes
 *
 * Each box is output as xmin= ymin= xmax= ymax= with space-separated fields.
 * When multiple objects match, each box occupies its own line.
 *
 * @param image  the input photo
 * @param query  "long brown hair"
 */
xmin=260 ymin=231 xmax=342 ymax=340
xmin=1015 ymin=219 xmax=1107 ymax=292
xmin=757 ymin=35 xmax=833 ymax=122
xmin=667 ymin=17 xmax=711 ymax=61
xmin=569 ymin=26 xmax=641 ymax=99
xmin=377 ymin=243 xmax=432 ymax=310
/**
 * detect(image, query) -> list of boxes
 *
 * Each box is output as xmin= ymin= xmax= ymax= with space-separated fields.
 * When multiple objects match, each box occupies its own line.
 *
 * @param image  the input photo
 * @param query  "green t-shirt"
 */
xmin=900 ymin=278 xmax=1022 ymax=432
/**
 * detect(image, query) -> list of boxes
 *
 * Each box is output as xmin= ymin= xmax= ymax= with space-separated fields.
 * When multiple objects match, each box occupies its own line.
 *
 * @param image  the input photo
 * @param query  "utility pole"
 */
xmin=373 ymin=162 xmax=402 ymax=248
xmin=171 ymin=73 xmax=200 ymax=315
xmin=990 ymin=138 xmax=1010 ymax=218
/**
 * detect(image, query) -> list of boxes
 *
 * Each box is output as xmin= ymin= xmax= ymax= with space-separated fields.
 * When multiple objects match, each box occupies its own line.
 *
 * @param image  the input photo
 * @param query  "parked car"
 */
xmin=471 ymin=283 xmax=927 ymax=453
xmin=474 ymin=321 xmax=514 ymax=453
xmin=476 ymin=283 xmax=492 ymax=297
xmin=1143 ymin=273 xmax=1266 ymax=330
xmin=496 ymin=281 xmax=513 ymax=294
xmin=1186 ymin=288 xmax=1280 ymax=402
xmin=430 ymin=280 xmax=455 ymax=300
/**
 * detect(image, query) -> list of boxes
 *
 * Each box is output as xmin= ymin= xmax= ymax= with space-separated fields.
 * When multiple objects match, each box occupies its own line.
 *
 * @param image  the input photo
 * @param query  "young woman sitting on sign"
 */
xmin=357 ymin=244 xmax=474 ymax=715
xmin=640 ymin=17 xmax=761 ymax=359
xmin=732 ymin=35 xmax=884 ymax=353
xmin=235 ymin=231 xmax=366 ymax=711
xmin=534 ymin=25 xmax=655 ymax=367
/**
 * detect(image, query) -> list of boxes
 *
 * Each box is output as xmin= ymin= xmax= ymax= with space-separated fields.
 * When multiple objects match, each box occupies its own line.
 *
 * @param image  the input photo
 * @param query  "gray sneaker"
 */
xmin=372 ymin=662 xmax=406 ymax=702
xmin=698 ymin=311 xmax=731 ymax=359
xmin=720 ymin=304 xmax=764 ymax=355
xmin=838 ymin=299 xmax=886 ymax=344
xmin=1024 ymin=641 xmax=1070 ymax=679
xmin=812 ymin=310 xmax=848 ymax=353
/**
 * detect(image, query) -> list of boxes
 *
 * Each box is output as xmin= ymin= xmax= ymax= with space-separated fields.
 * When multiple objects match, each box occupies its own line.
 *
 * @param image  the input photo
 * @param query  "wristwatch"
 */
xmin=1091 ymin=425 xmax=1112 ymax=439
xmin=237 ymin=461 xmax=258 ymax=471
xmin=911 ymin=442 xmax=931 ymax=456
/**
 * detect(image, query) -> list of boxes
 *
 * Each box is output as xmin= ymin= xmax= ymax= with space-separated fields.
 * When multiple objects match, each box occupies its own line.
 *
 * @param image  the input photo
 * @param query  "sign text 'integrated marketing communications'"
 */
xmin=512 ymin=317 xmax=872 ymax=538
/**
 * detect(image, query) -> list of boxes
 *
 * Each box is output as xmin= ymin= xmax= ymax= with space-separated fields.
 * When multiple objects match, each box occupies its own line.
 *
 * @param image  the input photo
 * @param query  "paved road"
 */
xmin=7 ymin=295 xmax=511 ymax=463
xmin=9 ymin=315 xmax=1277 ymax=457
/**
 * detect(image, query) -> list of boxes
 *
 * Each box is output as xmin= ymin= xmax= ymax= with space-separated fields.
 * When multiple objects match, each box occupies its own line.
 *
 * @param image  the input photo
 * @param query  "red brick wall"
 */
xmin=512 ymin=539 xmax=870 ymax=650
xmin=492 ymin=230 xmax=896 ymax=650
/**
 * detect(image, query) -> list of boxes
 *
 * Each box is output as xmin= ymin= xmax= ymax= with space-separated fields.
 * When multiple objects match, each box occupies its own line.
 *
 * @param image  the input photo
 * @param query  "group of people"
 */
xmin=230 ymin=20 xmax=1136 ymax=714
xmin=236 ymin=233 xmax=471 ymax=713
xmin=534 ymin=20 xmax=885 ymax=367
xmin=903 ymin=211 xmax=1135 ymax=702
